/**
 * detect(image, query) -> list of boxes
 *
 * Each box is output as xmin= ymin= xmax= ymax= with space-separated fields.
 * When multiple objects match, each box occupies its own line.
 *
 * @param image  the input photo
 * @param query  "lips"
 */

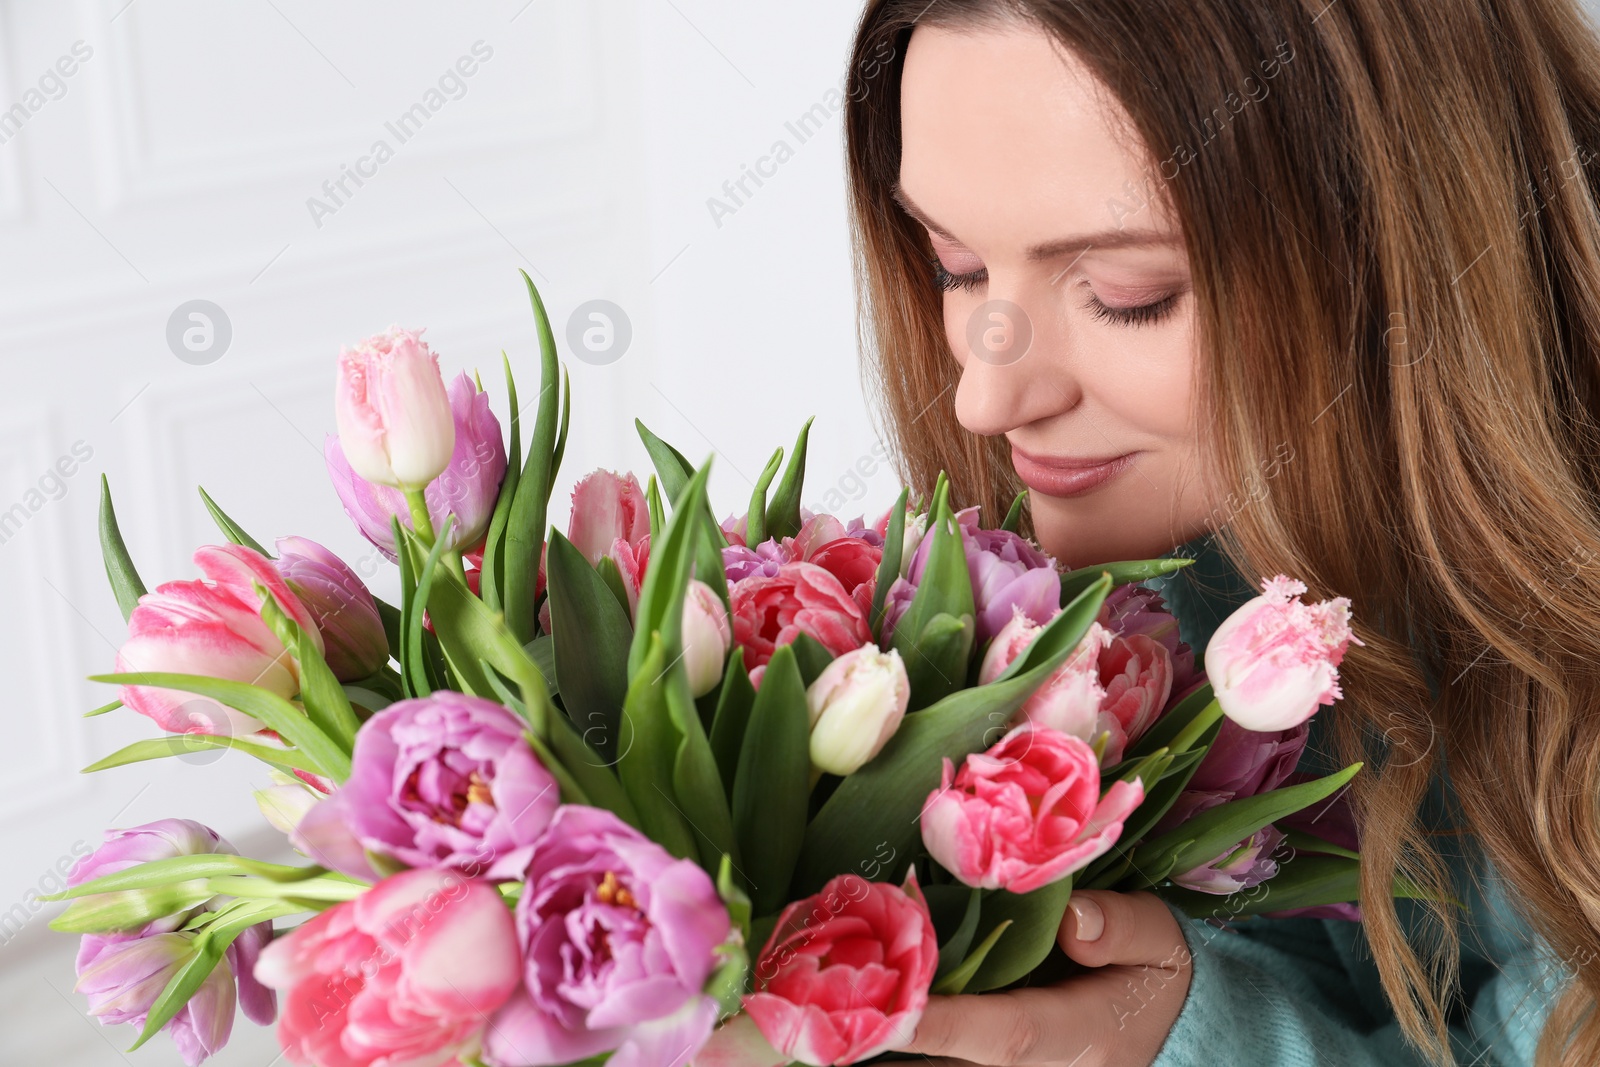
xmin=1010 ymin=446 xmax=1137 ymax=498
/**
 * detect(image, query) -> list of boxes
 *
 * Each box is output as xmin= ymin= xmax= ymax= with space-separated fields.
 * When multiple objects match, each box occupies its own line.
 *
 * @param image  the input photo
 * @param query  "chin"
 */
xmin=1028 ymin=496 xmax=1192 ymax=570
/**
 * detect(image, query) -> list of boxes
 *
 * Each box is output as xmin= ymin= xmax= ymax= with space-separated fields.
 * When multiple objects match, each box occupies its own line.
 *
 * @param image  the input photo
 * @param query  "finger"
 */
xmin=900 ymin=988 xmax=1103 ymax=1065
xmin=1058 ymin=890 xmax=1189 ymax=970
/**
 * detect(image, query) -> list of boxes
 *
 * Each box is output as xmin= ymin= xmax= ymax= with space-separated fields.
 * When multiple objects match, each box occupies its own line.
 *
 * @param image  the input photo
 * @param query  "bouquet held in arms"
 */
xmin=49 ymin=271 xmax=1420 ymax=1067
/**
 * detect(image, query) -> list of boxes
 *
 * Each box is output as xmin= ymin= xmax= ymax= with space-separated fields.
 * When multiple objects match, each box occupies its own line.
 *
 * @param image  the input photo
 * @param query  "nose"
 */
xmin=950 ymin=287 xmax=1076 ymax=437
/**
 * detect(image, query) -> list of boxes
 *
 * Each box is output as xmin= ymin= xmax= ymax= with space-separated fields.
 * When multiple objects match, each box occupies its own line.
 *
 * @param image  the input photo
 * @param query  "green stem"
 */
xmin=1168 ymin=698 xmax=1224 ymax=754
xmin=203 ymin=876 xmax=367 ymax=903
xmin=404 ymin=488 xmax=436 ymax=546
xmin=445 ymin=548 xmax=470 ymax=587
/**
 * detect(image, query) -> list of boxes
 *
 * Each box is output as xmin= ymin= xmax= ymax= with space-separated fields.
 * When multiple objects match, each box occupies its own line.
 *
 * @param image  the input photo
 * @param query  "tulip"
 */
xmin=1205 ymin=575 xmax=1362 ymax=732
xmin=272 ymin=536 xmax=388 ymax=681
xmin=484 ymin=805 xmax=729 ymax=1067
xmin=740 ymin=869 xmax=937 ymax=1066
xmin=66 ymin=820 xmax=275 ymax=1065
xmin=683 ymin=579 xmax=732 ymax=697
xmin=1098 ymin=582 xmax=1201 ymax=704
xmin=979 ymin=610 xmax=1113 ymax=744
xmin=805 ymin=645 xmax=910 ymax=776
xmin=569 ymin=468 xmax=650 ymax=565
xmin=253 ymin=772 xmax=319 ymax=837
xmin=921 ymin=724 xmax=1144 ymax=893
xmin=117 ymin=544 xmax=323 ymax=737
xmin=1170 ymin=824 xmax=1286 ymax=894
xmin=333 ymin=325 xmax=455 ymax=489
xmin=1095 ymin=632 xmax=1174 ymax=764
xmin=256 ymin=869 xmax=522 ymax=1067
xmin=324 ymin=691 xmax=560 ymax=880
xmin=1154 ymin=717 xmax=1309 ymax=833
xmin=326 ymin=371 xmax=508 ymax=562
xmin=729 ymin=562 xmax=872 ymax=671
xmin=76 ymin=932 xmax=237 ymax=1066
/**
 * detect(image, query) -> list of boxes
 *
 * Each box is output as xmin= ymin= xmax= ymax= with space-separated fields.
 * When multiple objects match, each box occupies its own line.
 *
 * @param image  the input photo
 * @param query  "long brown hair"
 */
xmin=845 ymin=1 xmax=1600 ymax=1063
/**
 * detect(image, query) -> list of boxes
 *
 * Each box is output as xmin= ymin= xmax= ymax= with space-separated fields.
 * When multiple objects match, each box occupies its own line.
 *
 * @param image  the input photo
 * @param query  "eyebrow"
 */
xmin=890 ymin=179 xmax=1183 ymax=260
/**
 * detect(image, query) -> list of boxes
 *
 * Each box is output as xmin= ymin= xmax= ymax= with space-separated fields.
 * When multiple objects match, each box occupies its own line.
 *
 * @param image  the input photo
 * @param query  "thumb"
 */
xmin=1057 ymin=889 xmax=1190 ymax=970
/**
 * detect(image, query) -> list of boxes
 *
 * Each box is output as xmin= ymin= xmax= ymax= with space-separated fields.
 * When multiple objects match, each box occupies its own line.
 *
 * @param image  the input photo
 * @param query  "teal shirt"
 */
xmin=1140 ymin=534 xmax=1569 ymax=1066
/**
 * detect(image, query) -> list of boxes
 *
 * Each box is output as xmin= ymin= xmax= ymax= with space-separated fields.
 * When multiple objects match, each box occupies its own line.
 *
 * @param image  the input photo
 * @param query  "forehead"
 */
xmin=897 ymin=21 xmax=1166 ymax=241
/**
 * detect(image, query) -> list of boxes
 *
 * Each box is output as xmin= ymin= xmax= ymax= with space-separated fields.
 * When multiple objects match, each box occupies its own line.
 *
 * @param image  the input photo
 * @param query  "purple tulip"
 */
xmin=67 ymin=821 xmax=275 ymax=1065
xmin=1170 ymin=824 xmax=1287 ymax=895
xmin=325 ymin=371 xmax=507 ymax=561
xmin=484 ymin=805 xmax=729 ymax=1067
xmin=272 ymin=536 xmax=388 ymax=681
xmin=883 ymin=507 xmax=1061 ymax=644
xmin=1154 ymin=718 xmax=1310 ymax=832
xmin=329 ymin=691 xmax=560 ymax=880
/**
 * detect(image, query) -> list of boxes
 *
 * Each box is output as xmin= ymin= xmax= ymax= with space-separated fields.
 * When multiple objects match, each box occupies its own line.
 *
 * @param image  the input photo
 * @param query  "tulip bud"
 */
xmin=333 ymin=326 xmax=455 ymax=490
xmin=1204 ymin=575 xmax=1362 ymax=732
xmin=683 ymin=580 xmax=732 ymax=697
xmin=805 ymin=645 xmax=910 ymax=776
xmin=272 ymin=536 xmax=388 ymax=681
xmin=253 ymin=773 xmax=319 ymax=837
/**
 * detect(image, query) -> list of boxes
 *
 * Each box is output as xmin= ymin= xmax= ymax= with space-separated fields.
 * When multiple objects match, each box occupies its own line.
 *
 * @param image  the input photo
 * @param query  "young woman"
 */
xmin=842 ymin=1 xmax=1600 ymax=1065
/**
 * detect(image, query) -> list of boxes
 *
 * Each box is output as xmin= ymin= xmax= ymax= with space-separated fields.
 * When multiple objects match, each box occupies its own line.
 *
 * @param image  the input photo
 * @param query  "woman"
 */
xmin=843 ymin=1 xmax=1600 ymax=1065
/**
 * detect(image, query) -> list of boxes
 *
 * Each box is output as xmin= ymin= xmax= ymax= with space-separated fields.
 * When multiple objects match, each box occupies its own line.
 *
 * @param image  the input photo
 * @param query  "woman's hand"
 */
xmin=900 ymin=890 xmax=1194 ymax=1067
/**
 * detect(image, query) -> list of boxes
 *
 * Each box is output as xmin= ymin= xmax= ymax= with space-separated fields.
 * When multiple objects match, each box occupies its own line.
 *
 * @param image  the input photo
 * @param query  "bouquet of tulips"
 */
xmin=48 ymin=272 xmax=1402 ymax=1067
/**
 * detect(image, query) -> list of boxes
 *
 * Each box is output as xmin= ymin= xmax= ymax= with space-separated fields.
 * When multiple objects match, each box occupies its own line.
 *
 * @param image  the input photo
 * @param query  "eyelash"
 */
xmin=928 ymin=260 xmax=1182 ymax=327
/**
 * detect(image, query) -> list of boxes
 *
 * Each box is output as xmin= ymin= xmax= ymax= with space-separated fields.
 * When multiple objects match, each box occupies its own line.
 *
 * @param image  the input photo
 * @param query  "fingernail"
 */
xmin=1070 ymin=896 xmax=1104 ymax=942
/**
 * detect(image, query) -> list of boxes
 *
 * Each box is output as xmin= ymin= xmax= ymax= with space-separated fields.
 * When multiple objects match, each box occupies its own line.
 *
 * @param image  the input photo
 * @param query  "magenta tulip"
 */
xmin=272 ymin=536 xmax=387 ymax=681
xmin=326 ymin=370 xmax=507 ymax=562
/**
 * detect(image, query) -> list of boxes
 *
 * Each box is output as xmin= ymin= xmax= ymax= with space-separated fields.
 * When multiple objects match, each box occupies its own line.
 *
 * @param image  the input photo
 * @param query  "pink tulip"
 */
xmin=1095 ymin=632 xmax=1174 ymax=764
xmin=1205 ymin=575 xmax=1362 ymax=732
xmin=729 ymin=562 xmax=871 ymax=671
xmin=979 ymin=610 xmax=1112 ymax=745
xmin=683 ymin=579 xmax=732 ymax=697
xmin=569 ymin=468 xmax=650 ymax=564
xmin=326 ymin=371 xmax=508 ymax=562
xmin=117 ymin=544 xmax=323 ymax=737
xmin=1097 ymin=582 xmax=1200 ymax=705
xmin=805 ymin=644 xmax=910 ymax=776
xmin=334 ymin=326 xmax=456 ymax=489
xmin=1171 ymin=824 xmax=1287 ymax=894
xmin=272 ymin=536 xmax=388 ymax=681
xmin=742 ymin=870 xmax=938 ymax=1066
xmin=255 ymin=868 xmax=521 ymax=1067
xmin=921 ymin=724 xmax=1144 ymax=893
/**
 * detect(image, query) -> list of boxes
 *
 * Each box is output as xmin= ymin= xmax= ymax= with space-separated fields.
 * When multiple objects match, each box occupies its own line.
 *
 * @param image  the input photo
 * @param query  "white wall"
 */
xmin=0 ymin=2 xmax=887 ymax=1062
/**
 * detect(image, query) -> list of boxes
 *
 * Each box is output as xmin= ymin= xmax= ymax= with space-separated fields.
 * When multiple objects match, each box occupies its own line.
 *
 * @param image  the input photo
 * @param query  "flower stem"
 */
xmin=1168 ymin=698 xmax=1224 ymax=754
xmin=403 ymin=488 xmax=436 ymax=546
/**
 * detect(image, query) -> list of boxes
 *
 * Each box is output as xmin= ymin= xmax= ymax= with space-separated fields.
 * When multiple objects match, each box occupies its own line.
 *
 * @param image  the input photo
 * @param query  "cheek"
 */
xmin=1089 ymin=327 xmax=1197 ymax=439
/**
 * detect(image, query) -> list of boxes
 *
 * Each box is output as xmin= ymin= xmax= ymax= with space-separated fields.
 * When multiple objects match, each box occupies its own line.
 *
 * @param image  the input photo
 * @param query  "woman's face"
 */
xmin=897 ymin=20 xmax=1224 ymax=568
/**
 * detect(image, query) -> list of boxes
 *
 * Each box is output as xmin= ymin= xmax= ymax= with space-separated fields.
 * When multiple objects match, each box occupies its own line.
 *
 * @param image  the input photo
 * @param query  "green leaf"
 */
xmin=98 ymin=475 xmax=145 ymax=621
xmin=1279 ymin=828 xmax=1361 ymax=862
xmin=709 ymin=648 xmax=757 ymax=795
xmin=666 ymin=666 xmax=740 ymax=878
xmin=403 ymin=517 xmax=467 ymax=695
xmin=870 ymin=487 xmax=909 ymax=639
xmin=1130 ymin=763 xmax=1364 ymax=886
xmin=646 ymin=474 xmax=665 ymax=540
xmin=424 ymin=562 xmax=553 ymax=737
xmin=933 ymin=918 xmax=1013 ymax=995
xmin=479 ymin=352 xmax=522 ymax=615
xmin=1126 ymin=681 xmax=1216 ymax=760
xmin=717 ymin=853 xmax=753 ymax=947
xmin=616 ymin=635 xmax=699 ymax=860
xmin=732 ymin=645 xmax=810 ymax=914
xmin=81 ymin=735 xmax=316 ymax=776
xmin=628 ymin=462 xmax=713 ymax=678
xmin=890 ymin=480 xmax=975 ymax=707
xmin=1057 ymin=557 xmax=1194 ymax=607
xmin=1157 ymin=854 xmax=1440 ymax=920
xmin=787 ymin=631 xmax=836 ymax=688
xmin=259 ymin=590 xmax=360 ymax=751
xmin=793 ymin=575 xmax=1112 ymax=893
xmin=544 ymin=707 xmax=642 ymax=829
xmin=40 ymin=854 xmax=303 ymax=901
xmin=196 ymin=487 xmax=270 ymax=557
xmin=635 ymin=419 xmax=695 ymax=505
xmin=546 ymin=531 xmax=633 ymax=762
xmin=764 ymin=417 xmax=814 ymax=541
xmin=999 ymin=491 xmax=1027 ymax=533
xmin=504 ymin=268 xmax=563 ymax=644
xmin=51 ymin=882 xmax=216 ymax=933
xmin=935 ymin=886 xmax=983 ymax=979
xmin=964 ymin=877 xmax=1074 ymax=992
xmin=84 ymin=699 xmax=121 ymax=718
xmin=92 ymin=672 xmax=348 ymax=780
xmin=744 ymin=447 xmax=784 ymax=548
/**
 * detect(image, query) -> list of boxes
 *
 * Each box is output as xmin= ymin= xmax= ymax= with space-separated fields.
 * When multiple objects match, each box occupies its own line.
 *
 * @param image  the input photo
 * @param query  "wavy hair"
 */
xmin=845 ymin=1 xmax=1600 ymax=1063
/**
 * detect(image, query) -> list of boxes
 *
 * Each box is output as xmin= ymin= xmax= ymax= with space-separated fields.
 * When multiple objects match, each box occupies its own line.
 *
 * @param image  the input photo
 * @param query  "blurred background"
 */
xmin=0 ymin=1 xmax=896 ymax=1061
